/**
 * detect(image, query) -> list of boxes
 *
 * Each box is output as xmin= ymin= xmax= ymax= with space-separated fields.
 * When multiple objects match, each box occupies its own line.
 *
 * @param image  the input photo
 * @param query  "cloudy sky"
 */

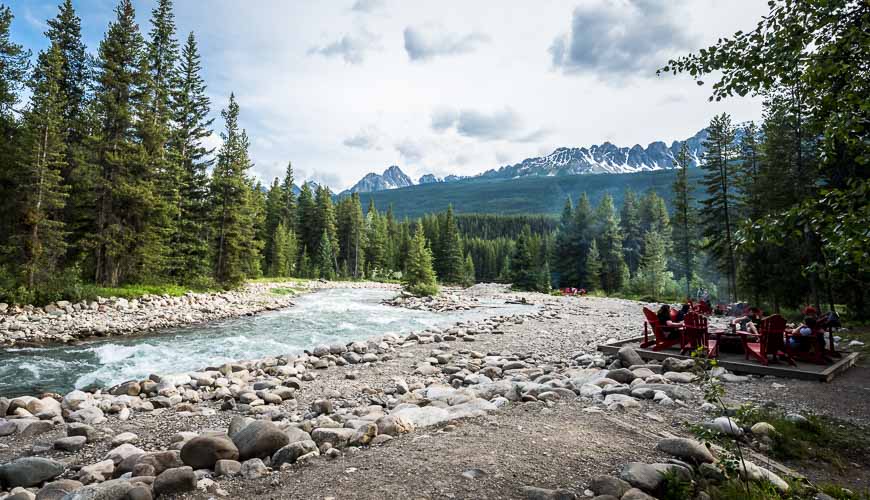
xmin=6 ymin=0 xmax=767 ymax=189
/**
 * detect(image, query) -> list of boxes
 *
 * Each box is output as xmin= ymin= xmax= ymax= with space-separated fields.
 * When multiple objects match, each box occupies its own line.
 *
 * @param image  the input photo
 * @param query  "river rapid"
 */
xmin=0 ymin=288 xmax=533 ymax=397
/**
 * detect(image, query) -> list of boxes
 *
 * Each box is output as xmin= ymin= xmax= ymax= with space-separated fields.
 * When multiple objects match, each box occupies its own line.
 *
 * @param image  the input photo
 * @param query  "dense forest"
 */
xmin=0 ymin=0 xmax=867 ymax=319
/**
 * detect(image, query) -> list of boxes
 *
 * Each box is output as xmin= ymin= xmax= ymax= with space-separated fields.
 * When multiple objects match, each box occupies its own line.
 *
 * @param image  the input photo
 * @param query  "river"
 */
xmin=0 ymin=288 xmax=534 ymax=397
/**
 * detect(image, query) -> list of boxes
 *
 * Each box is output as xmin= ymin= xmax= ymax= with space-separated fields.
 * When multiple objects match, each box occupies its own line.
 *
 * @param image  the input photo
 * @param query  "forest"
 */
xmin=0 ymin=0 xmax=867 ymax=319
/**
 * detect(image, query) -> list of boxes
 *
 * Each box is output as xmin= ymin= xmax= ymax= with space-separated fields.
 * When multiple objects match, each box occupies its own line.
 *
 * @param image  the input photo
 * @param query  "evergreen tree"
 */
xmin=316 ymin=229 xmax=335 ymax=279
xmin=510 ymin=226 xmax=546 ymax=292
xmin=438 ymin=205 xmax=464 ymax=284
xmin=296 ymin=182 xmax=316 ymax=258
xmin=620 ymin=189 xmax=642 ymax=276
xmin=570 ymin=193 xmax=594 ymax=286
xmin=269 ymin=221 xmax=296 ymax=277
xmin=404 ymin=225 xmax=438 ymax=296
xmin=262 ymin=177 xmax=285 ymax=275
xmin=211 ymin=93 xmax=259 ymax=286
xmin=364 ymin=200 xmax=387 ymax=277
xmin=337 ymin=193 xmax=365 ymax=278
xmin=461 ymin=253 xmax=476 ymax=287
xmin=0 ymin=4 xmax=30 ymax=250
xmin=313 ymin=185 xmax=338 ymax=272
xmin=638 ymin=230 xmax=669 ymax=300
xmin=584 ymin=239 xmax=602 ymax=292
xmin=14 ymin=45 xmax=69 ymax=289
xmin=699 ymin=113 xmax=739 ymax=301
xmin=168 ymin=32 xmax=213 ymax=282
xmin=91 ymin=0 xmax=162 ymax=285
xmin=552 ymin=197 xmax=576 ymax=286
xmin=672 ymin=142 xmax=695 ymax=297
xmin=280 ymin=161 xmax=296 ymax=227
xmin=595 ymin=194 xmax=627 ymax=293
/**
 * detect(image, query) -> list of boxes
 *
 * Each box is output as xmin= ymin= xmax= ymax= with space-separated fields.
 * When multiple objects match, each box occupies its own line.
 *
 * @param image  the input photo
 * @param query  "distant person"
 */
xmin=732 ymin=307 xmax=763 ymax=335
xmin=788 ymin=315 xmax=822 ymax=352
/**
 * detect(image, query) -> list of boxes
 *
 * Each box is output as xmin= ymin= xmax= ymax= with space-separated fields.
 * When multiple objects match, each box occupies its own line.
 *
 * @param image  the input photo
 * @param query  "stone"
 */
xmin=751 ymin=422 xmax=776 ymax=436
xmin=630 ymin=384 xmax=694 ymax=402
xmin=311 ymin=427 xmax=355 ymax=448
xmin=617 ymin=346 xmax=645 ymax=368
xmin=62 ymin=478 xmax=135 ymax=500
xmin=710 ymin=416 xmax=744 ymax=437
xmin=738 ymin=460 xmax=789 ymax=492
xmin=271 ymin=440 xmax=318 ymax=467
xmin=240 ymin=458 xmax=268 ymax=479
xmin=663 ymin=371 xmax=697 ymax=384
xmin=521 ymin=486 xmax=576 ymax=500
xmin=605 ymin=368 xmax=636 ymax=384
xmin=349 ymin=422 xmax=378 ymax=447
xmin=54 ymin=435 xmax=88 ymax=452
xmin=231 ymin=420 xmax=290 ymax=460
xmin=656 ymin=438 xmax=715 ymax=464
xmin=105 ymin=444 xmax=145 ymax=465
xmin=310 ymin=399 xmax=332 ymax=415
xmin=0 ymin=419 xmax=16 ymax=436
xmin=619 ymin=463 xmax=690 ymax=493
xmin=661 ymin=357 xmax=696 ymax=373
xmin=20 ymin=420 xmax=54 ymax=437
xmin=228 ymin=415 xmax=253 ymax=438
xmin=283 ymin=426 xmax=312 ymax=444
xmin=125 ymin=486 xmax=152 ymax=500
xmin=67 ymin=423 xmax=98 ymax=442
xmin=36 ymin=479 xmax=83 ymax=500
xmin=69 ymin=406 xmax=106 ymax=425
xmin=588 ymin=475 xmax=631 ymax=498
xmin=114 ymin=451 xmax=182 ymax=478
xmin=111 ymin=381 xmax=141 ymax=397
xmin=0 ymin=458 xmax=64 ymax=488
xmin=621 ymin=488 xmax=656 ymax=500
xmin=111 ymin=432 xmax=138 ymax=446
xmin=214 ymin=459 xmax=242 ymax=477
xmin=78 ymin=460 xmax=115 ymax=484
xmin=181 ymin=436 xmax=239 ymax=469
xmin=153 ymin=466 xmax=196 ymax=497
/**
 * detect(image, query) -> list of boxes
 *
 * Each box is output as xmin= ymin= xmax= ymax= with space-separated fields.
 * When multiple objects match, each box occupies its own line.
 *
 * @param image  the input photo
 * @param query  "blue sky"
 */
xmin=3 ymin=0 xmax=768 ymax=189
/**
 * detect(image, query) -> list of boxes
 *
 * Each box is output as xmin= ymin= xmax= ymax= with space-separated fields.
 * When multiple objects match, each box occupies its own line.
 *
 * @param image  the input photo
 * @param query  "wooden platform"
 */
xmin=597 ymin=336 xmax=861 ymax=382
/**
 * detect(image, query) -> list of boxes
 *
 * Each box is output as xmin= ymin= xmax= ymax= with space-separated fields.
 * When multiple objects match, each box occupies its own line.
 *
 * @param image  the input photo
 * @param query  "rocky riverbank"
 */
xmin=0 ymin=281 xmax=401 ymax=347
xmin=0 ymin=288 xmax=866 ymax=500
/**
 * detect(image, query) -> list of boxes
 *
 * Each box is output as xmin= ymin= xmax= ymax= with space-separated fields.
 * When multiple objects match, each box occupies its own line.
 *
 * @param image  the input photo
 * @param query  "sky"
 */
xmin=5 ymin=0 xmax=768 ymax=190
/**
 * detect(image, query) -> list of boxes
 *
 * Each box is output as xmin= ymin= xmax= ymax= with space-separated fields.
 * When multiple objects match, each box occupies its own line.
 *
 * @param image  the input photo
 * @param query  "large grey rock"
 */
xmin=61 ymin=478 xmax=135 ymax=500
xmin=271 ymin=440 xmax=318 ymax=467
xmin=231 ymin=420 xmax=289 ymax=460
xmin=738 ymin=460 xmax=789 ymax=492
xmin=78 ymin=460 xmax=115 ymax=484
xmin=214 ymin=459 xmax=242 ymax=477
xmin=661 ymin=358 xmax=695 ymax=373
xmin=656 ymin=438 xmax=715 ymax=464
xmin=153 ymin=466 xmax=196 ymax=497
xmin=68 ymin=406 xmax=105 ymax=425
xmin=240 ymin=458 xmax=268 ymax=479
xmin=67 ymin=423 xmax=98 ymax=442
xmin=0 ymin=457 xmax=65 ymax=488
xmin=604 ymin=368 xmax=636 ymax=384
xmin=37 ymin=479 xmax=83 ymax=500
xmin=619 ymin=463 xmax=691 ymax=493
xmin=283 ymin=426 xmax=311 ymax=444
xmin=618 ymin=347 xmax=645 ymax=368
xmin=349 ymin=422 xmax=378 ymax=447
xmin=114 ymin=451 xmax=182 ymax=478
xmin=180 ymin=436 xmax=239 ymax=469
xmin=621 ymin=488 xmax=656 ymax=500
xmin=375 ymin=415 xmax=414 ymax=436
xmin=0 ymin=419 xmax=16 ymax=436
xmin=391 ymin=405 xmax=451 ymax=428
xmin=588 ymin=475 xmax=631 ymax=498
xmin=0 ymin=397 xmax=9 ymax=416
xmin=630 ymin=384 xmax=694 ymax=402
xmin=311 ymin=427 xmax=355 ymax=448
xmin=54 ymin=436 xmax=88 ymax=452
xmin=521 ymin=486 xmax=576 ymax=500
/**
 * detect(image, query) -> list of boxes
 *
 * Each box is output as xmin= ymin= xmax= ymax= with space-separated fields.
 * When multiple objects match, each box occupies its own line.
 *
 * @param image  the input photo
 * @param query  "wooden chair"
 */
xmin=682 ymin=311 xmax=720 ymax=357
xmin=739 ymin=314 xmax=795 ymax=366
xmin=785 ymin=328 xmax=830 ymax=364
xmin=641 ymin=307 xmax=684 ymax=351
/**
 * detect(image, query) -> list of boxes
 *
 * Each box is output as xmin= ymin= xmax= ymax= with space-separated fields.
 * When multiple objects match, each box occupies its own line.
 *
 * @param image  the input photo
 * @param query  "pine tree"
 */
xmin=571 ymin=193 xmax=594 ymax=285
xmin=404 ymin=225 xmax=438 ymax=296
xmin=672 ymin=142 xmax=695 ymax=298
xmin=364 ymin=200 xmax=387 ymax=277
xmin=510 ymin=226 xmax=545 ymax=292
xmin=461 ymin=253 xmax=476 ymax=286
xmin=269 ymin=222 xmax=297 ymax=277
xmin=211 ymin=93 xmax=259 ymax=286
xmin=552 ymin=197 xmax=576 ymax=286
xmin=316 ymin=229 xmax=335 ymax=279
xmin=584 ymin=239 xmax=601 ymax=292
xmin=700 ymin=113 xmax=739 ymax=301
xmin=313 ymin=185 xmax=338 ymax=273
xmin=0 ymin=5 xmax=30 ymax=250
xmin=337 ymin=193 xmax=365 ymax=278
xmin=296 ymin=182 xmax=316 ymax=259
xmin=620 ymin=189 xmax=642 ymax=276
xmin=639 ymin=230 xmax=669 ymax=300
xmin=262 ymin=177 xmax=285 ymax=275
xmin=595 ymin=194 xmax=627 ymax=293
xmin=280 ymin=161 xmax=296 ymax=227
xmin=14 ymin=45 xmax=69 ymax=289
xmin=91 ymin=0 xmax=161 ymax=285
xmin=438 ymin=205 xmax=464 ymax=284
xmin=168 ymin=32 xmax=213 ymax=282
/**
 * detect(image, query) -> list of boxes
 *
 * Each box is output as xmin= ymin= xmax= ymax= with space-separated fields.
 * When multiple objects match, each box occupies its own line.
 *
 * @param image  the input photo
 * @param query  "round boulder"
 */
xmin=181 ymin=436 xmax=239 ymax=469
xmin=231 ymin=420 xmax=289 ymax=460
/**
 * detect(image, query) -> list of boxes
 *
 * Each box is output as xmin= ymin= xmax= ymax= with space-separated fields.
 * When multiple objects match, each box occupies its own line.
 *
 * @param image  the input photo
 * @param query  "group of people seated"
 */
xmin=654 ymin=302 xmax=839 ymax=355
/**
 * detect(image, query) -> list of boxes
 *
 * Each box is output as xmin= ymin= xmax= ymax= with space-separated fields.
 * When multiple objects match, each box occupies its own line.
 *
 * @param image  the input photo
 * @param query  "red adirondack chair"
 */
xmin=739 ymin=314 xmax=795 ymax=366
xmin=682 ymin=311 xmax=720 ymax=357
xmin=641 ymin=307 xmax=684 ymax=351
xmin=785 ymin=327 xmax=830 ymax=364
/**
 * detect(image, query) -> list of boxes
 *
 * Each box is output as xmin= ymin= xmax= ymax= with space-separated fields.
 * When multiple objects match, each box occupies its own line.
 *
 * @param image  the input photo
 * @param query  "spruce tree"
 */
xmin=337 ymin=193 xmax=365 ymax=278
xmin=461 ymin=253 xmax=476 ymax=287
xmin=571 ymin=193 xmax=594 ymax=285
xmin=584 ymin=239 xmax=602 ymax=292
xmin=262 ymin=177 xmax=285 ymax=275
xmin=639 ymin=230 xmax=669 ymax=300
xmin=316 ymin=229 xmax=335 ymax=279
xmin=620 ymin=189 xmax=642 ymax=276
xmin=672 ymin=142 xmax=695 ymax=298
xmin=404 ymin=225 xmax=438 ymax=296
xmin=700 ymin=113 xmax=739 ymax=301
xmin=14 ymin=45 xmax=69 ymax=289
xmin=553 ymin=197 xmax=576 ymax=286
xmin=91 ymin=0 xmax=160 ymax=285
xmin=510 ymin=226 xmax=545 ymax=292
xmin=269 ymin=221 xmax=296 ymax=277
xmin=364 ymin=200 xmax=387 ymax=277
xmin=438 ymin=205 xmax=464 ymax=284
xmin=296 ymin=182 xmax=316 ymax=259
xmin=595 ymin=194 xmax=627 ymax=293
xmin=168 ymin=32 xmax=213 ymax=282
xmin=280 ymin=161 xmax=296 ymax=227
xmin=313 ymin=185 xmax=338 ymax=272
xmin=0 ymin=4 xmax=30 ymax=250
xmin=211 ymin=93 xmax=259 ymax=286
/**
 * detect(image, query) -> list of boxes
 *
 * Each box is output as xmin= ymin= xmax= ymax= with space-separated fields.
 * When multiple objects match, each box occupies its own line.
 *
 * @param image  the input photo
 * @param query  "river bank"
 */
xmin=0 ymin=281 xmax=402 ymax=347
xmin=0 ymin=286 xmax=867 ymax=500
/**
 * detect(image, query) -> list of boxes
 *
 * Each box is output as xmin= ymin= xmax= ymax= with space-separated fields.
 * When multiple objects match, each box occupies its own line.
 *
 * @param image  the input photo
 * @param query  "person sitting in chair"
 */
xmin=675 ymin=303 xmax=692 ymax=322
xmin=788 ymin=316 xmax=822 ymax=352
xmin=731 ymin=307 xmax=763 ymax=335
xmin=657 ymin=304 xmax=684 ymax=339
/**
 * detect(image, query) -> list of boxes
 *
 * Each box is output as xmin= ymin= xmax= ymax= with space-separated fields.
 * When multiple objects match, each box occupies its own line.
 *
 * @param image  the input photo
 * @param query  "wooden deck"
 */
xmin=597 ymin=336 xmax=861 ymax=382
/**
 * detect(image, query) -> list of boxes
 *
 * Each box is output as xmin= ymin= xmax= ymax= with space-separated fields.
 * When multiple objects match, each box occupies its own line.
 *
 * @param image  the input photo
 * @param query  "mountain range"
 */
xmin=339 ymin=128 xmax=708 ymax=195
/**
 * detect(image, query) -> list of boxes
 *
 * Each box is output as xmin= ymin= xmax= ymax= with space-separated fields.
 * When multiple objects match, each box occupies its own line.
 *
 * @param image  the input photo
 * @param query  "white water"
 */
xmin=0 ymin=288 xmax=534 ymax=397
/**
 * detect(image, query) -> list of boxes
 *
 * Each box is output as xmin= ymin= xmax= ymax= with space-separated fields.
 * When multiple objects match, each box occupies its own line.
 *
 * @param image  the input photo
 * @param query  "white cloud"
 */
xmin=403 ymin=25 xmax=489 ymax=61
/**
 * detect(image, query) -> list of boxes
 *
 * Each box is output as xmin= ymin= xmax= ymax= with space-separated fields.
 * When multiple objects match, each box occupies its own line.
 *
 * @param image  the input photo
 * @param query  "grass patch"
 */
xmin=248 ymin=277 xmax=311 ymax=284
xmin=738 ymin=408 xmax=870 ymax=469
xmin=269 ymin=287 xmax=301 ymax=296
